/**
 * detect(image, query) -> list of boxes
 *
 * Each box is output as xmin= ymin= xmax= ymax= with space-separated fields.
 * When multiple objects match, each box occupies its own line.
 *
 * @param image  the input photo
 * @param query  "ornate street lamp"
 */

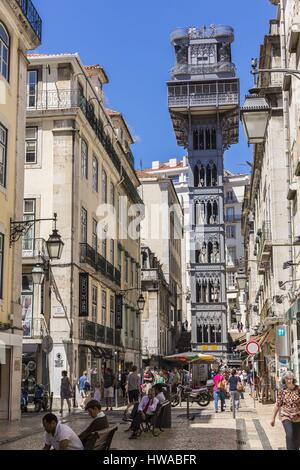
xmin=240 ymin=94 xmax=271 ymax=144
xmin=46 ymin=226 xmax=64 ymax=260
xmin=137 ymin=293 xmax=146 ymax=312
xmin=31 ymin=264 xmax=45 ymax=285
xmin=236 ymin=272 xmax=247 ymax=291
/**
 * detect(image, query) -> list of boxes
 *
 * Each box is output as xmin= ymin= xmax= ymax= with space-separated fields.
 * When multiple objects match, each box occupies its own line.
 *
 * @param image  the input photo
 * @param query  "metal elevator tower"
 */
xmin=167 ymin=25 xmax=240 ymax=357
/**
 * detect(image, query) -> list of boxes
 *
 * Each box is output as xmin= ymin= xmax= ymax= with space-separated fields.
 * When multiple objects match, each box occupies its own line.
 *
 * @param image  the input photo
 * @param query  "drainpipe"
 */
xmin=70 ymin=128 xmax=76 ymax=397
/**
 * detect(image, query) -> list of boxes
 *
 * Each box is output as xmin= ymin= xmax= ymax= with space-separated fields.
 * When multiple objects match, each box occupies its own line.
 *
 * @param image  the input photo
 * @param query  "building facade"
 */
xmin=0 ymin=0 xmax=41 ymax=420
xmin=22 ymin=53 xmax=142 ymax=405
xmin=138 ymin=173 xmax=183 ymax=355
xmin=242 ymin=17 xmax=291 ymax=394
xmin=167 ymin=25 xmax=239 ymax=357
xmin=140 ymin=245 xmax=171 ymax=363
xmin=224 ymin=171 xmax=249 ymax=338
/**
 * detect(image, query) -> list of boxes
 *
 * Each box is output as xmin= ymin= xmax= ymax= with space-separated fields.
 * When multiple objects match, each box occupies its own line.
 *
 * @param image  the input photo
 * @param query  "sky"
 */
xmin=33 ymin=0 xmax=276 ymax=173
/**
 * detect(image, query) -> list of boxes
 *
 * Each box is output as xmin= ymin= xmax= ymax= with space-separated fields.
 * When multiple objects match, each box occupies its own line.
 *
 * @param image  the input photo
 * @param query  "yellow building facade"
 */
xmin=0 ymin=0 xmax=41 ymax=420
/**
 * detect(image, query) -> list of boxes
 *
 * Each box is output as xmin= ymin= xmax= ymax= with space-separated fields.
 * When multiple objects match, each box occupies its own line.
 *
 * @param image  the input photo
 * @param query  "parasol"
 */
xmin=163 ymin=351 xmax=218 ymax=364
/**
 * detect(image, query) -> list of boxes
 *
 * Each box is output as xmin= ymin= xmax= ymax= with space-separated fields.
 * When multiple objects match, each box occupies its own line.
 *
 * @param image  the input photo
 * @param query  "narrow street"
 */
xmin=0 ymin=394 xmax=285 ymax=451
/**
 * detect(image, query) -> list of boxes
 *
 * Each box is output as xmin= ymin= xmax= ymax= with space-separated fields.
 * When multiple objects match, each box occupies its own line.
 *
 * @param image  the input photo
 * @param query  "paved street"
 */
xmin=0 ymin=394 xmax=286 ymax=451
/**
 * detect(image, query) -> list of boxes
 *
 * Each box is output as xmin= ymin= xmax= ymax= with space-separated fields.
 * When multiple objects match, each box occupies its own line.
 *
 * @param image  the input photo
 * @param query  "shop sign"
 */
xmin=115 ymin=294 xmax=123 ymax=329
xmin=79 ymin=273 xmax=89 ymax=317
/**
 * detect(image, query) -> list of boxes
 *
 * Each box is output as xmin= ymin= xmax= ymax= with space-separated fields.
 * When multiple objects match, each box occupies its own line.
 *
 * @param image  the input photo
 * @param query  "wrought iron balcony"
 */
xmin=80 ymin=243 xmax=121 ymax=285
xmin=27 ymin=88 xmax=141 ymax=203
xmin=22 ymin=238 xmax=48 ymax=260
xmin=257 ymin=221 xmax=272 ymax=272
xmin=79 ymin=320 xmax=116 ymax=344
xmin=17 ymin=0 xmax=42 ymax=41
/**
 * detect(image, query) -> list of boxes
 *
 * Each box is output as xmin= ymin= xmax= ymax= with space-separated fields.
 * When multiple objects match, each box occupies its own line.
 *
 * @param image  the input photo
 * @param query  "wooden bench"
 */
xmin=138 ymin=400 xmax=170 ymax=437
xmin=91 ymin=425 xmax=118 ymax=450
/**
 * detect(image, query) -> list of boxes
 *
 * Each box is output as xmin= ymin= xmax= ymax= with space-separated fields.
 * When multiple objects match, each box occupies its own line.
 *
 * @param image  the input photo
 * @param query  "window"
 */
xmin=0 ymin=233 xmax=4 ymax=298
xmin=27 ymin=70 xmax=38 ymax=108
xmin=92 ymin=218 xmax=98 ymax=252
xmin=226 ymin=225 xmax=236 ymax=239
xmin=102 ymin=169 xmax=107 ymax=203
xmin=81 ymin=208 xmax=87 ymax=243
xmin=227 ymin=246 xmax=237 ymax=265
xmin=21 ymin=275 xmax=33 ymax=338
xmin=0 ymin=123 xmax=7 ymax=188
xmin=23 ymin=199 xmax=36 ymax=252
xmin=25 ymin=127 xmax=38 ymax=164
xmin=226 ymin=191 xmax=234 ymax=202
xmin=131 ymin=260 xmax=134 ymax=286
xmin=226 ymin=207 xmax=235 ymax=222
xmin=102 ymin=229 xmax=107 ymax=258
xmin=118 ymin=247 xmax=122 ymax=273
xmin=227 ymin=272 xmax=236 ymax=288
xmin=92 ymin=286 xmax=98 ymax=323
xmin=102 ymin=290 xmax=107 ymax=325
xmin=110 ymin=182 xmax=115 ymax=207
xmin=0 ymin=23 xmax=9 ymax=80
xmin=110 ymin=239 xmax=114 ymax=265
xmin=81 ymin=139 xmax=88 ymax=179
xmin=110 ymin=295 xmax=114 ymax=328
xmin=125 ymin=255 xmax=129 ymax=283
xmin=92 ymin=156 xmax=98 ymax=192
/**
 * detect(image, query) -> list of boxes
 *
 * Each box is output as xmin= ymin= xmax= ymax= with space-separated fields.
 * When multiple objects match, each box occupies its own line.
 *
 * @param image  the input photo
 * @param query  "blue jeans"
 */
xmin=213 ymin=390 xmax=225 ymax=411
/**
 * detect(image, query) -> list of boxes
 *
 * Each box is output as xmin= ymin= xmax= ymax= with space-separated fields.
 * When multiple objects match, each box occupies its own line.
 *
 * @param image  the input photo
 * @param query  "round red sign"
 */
xmin=246 ymin=340 xmax=260 ymax=356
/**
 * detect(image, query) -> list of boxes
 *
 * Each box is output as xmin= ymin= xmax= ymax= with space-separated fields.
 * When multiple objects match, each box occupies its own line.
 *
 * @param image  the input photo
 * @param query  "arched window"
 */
xmin=211 ymin=163 xmax=217 ymax=186
xmin=194 ymin=165 xmax=199 ymax=187
xmin=207 ymin=241 xmax=213 ymax=263
xmin=211 ymin=128 xmax=217 ymax=149
xmin=0 ymin=22 xmax=10 ymax=80
xmin=207 ymin=163 xmax=212 ymax=186
xmin=199 ymin=164 xmax=205 ymax=187
xmin=193 ymin=130 xmax=199 ymax=150
xmin=205 ymin=128 xmax=211 ymax=149
xmin=199 ymin=128 xmax=204 ymax=149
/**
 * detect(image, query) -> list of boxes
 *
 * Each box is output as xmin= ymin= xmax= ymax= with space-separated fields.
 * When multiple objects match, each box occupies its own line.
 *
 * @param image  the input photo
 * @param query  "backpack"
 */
xmin=217 ymin=379 xmax=226 ymax=391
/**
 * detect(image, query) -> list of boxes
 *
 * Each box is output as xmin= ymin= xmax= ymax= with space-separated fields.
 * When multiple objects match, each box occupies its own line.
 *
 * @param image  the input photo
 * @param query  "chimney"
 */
xmin=169 ymin=158 xmax=177 ymax=167
xmin=152 ymin=161 xmax=160 ymax=169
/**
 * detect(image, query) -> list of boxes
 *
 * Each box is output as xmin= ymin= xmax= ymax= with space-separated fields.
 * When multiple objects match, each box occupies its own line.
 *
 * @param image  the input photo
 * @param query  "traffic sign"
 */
xmin=246 ymin=340 xmax=260 ymax=356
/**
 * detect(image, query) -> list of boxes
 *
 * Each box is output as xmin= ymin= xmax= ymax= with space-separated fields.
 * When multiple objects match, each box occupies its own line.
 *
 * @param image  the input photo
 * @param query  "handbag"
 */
xmin=237 ymin=380 xmax=244 ymax=392
xmin=217 ymin=379 xmax=226 ymax=391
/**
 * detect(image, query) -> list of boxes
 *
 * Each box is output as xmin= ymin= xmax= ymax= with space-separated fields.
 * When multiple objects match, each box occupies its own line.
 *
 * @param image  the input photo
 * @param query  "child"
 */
xmin=93 ymin=381 xmax=101 ymax=403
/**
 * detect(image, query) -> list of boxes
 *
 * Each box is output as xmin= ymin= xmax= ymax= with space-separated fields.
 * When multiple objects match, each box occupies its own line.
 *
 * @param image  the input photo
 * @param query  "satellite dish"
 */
xmin=42 ymin=335 xmax=53 ymax=354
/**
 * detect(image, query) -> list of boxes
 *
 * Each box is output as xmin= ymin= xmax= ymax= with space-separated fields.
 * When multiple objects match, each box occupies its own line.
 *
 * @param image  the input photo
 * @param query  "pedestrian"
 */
xmin=93 ymin=381 xmax=101 ymax=403
xmin=79 ymin=400 xmax=109 ymax=449
xmin=237 ymin=370 xmax=245 ymax=399
xmin=171 ymin=367 xmax=181 ymax=393
xmin=79 ymin=371 xmax=88 ymax=409
xmin=123 ymin=365 xmax=140 ymax=421
xmin=120 ymin=369 xmax=128 ymax=401
xmin=128 ymin=388 xmax=159 ymax=439
xmin=143 ymin=366 xmax=154 ymax=394
xmin=271 ymin=371 xmax=300 ymax=450
xmin=259 ymin=373 xmax=268 ymax=403
xmin=103 ymin=367 xmax=115 ymax=411
xmin=155 ymin=369 xmax=166 ymax=384
xmin=60 ymin=370 xmax=72 ymax=415
xmin=153 ymin=383 xmax=166 ymax=404
xmin=228 ymin=368 xmax=242 ymax=413
xmin=42 ymin=413 xmax=84 ymax=450
xmin=213 ymin=367 xmax=226 ymax=413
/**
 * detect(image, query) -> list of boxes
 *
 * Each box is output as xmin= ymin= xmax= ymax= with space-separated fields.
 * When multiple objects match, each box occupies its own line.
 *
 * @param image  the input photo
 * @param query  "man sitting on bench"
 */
xmin=128 ymin=388 xmax=159 ymax=439
xmin=79 ymin=400 xmax=109 ymax=449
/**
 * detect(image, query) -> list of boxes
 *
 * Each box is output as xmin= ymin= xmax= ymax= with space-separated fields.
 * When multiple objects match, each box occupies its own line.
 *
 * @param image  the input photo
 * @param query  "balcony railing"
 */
xmin=224 ymin=214 xmax=242 ymax=223
xmin=80 ymin=243 xmax=121 ymax=286
xmin=79 ymin=320 xmax=116 ymax=344
xmin=17 ymin=0 xmax=42 ymax=41
xmin=22 ymin=238 xmax=48 ymax=259
xmin=168 ymin=92 xmax=239 ymax=109
xmin=141 ymin=269 xmax=159 ymax=281
xmin=257 ymin=221 xmax=272 ymax=271
xmin=27 ymin=88 xmax=141 ymax=203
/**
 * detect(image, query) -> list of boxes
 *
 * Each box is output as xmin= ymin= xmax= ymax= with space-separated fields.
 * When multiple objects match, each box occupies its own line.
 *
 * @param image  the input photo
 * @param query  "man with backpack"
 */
xmin=213 ymin=367 xmax=226 ymax=413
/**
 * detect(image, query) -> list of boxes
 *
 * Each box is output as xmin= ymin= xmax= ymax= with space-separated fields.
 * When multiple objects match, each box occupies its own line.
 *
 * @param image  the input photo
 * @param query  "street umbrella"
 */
xmin=163 ymin=351 xmax=218 ymax=364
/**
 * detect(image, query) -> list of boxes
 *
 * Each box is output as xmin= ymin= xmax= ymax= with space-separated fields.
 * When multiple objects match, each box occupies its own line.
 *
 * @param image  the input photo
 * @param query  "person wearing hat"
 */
xmin=271 ymin=371 xmax=300 ymax=450
xmin=78 ymin=400 xmax=109 ymax=449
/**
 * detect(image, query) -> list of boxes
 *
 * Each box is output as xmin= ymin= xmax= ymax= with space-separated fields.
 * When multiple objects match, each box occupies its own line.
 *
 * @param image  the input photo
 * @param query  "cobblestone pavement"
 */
xmin=0 ymin=394 xmax=286 ymax=450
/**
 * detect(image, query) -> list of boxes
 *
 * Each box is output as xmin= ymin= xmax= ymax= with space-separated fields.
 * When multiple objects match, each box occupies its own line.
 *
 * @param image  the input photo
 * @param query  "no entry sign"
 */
xmin=246 ymin=340 xmax=260 ymax=356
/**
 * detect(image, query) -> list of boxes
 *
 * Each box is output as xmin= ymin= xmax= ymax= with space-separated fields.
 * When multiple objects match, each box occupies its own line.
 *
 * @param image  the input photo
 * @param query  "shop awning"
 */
xmin=22 ymin=343 xmax=39 ymax=354
xmin=87 ymin=345 xmax=102 ymax=358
